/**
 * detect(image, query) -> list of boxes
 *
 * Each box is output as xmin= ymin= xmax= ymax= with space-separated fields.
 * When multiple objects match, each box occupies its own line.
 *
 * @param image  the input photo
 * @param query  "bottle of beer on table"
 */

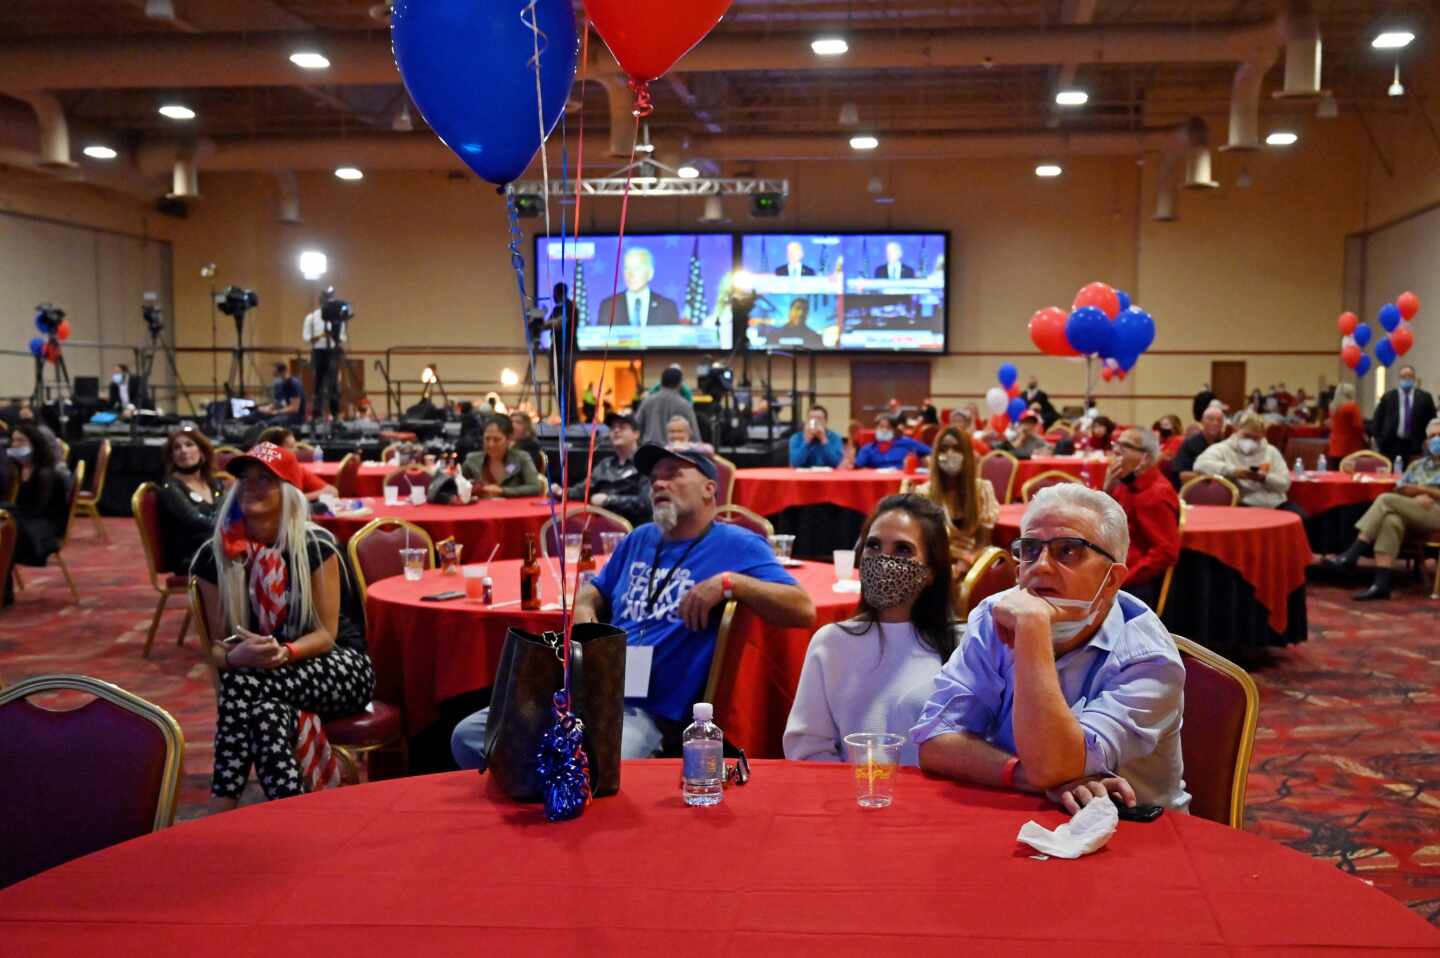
xmin=576 ymin=538 xmax=597 ymax=588
xmin=520 ymin=533 xmax=541 ymax=610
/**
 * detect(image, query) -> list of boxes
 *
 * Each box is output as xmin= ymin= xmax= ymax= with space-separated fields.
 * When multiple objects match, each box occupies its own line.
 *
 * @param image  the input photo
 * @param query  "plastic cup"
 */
xmin=600 ymin=531 xmax=626 ymax=555
xmin=844 ymin=732 xmax=903 ymax=808
xmin=383 ymin=485 xmax=400 ymax=506
xmin=564 ymin=532 xmax=583 ymax=565
xmin=409 ymin=484 xmax=427 ymax=505
xmin=833 ymin=549 xmax=856 ymax=581
xmin=770 ymin=534 xmax=796 ymax=561
xmin=462 ymin=564 xmax=486 ymax=599
xmin=400 ymin=547 xmax=426 ymax=581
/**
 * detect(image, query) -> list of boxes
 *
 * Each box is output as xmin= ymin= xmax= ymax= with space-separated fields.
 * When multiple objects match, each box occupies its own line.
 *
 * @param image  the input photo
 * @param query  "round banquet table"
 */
xmin=365 ymin=560 xmax=858 ymax=757
xmin=315 ymin=497 xmax=567 ymax=561
xmin=3 ymin=763 xmax=1435 ymax=956
xmin=995 ymin=503 xmax=1310 ymax=658
xmin=303 ymin=461 xmax=391 ymax=497
xmin=732 ymin=467 xmax=909 ymax=558
xmin=1011 ymin=455 xmax=1109 ymax=496
xmin=1288 ymin=472 xmax=1396 ymax=554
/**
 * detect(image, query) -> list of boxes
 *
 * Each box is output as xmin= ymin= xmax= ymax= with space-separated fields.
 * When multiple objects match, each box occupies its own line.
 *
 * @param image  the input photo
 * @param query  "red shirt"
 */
xmin=1107 ymin=467 xmax=1181 ymax=588
xmin=1328 ymin=401 xmax=1366 ymax=460
xmin=299 ymin=467 xmax=328 ymax=494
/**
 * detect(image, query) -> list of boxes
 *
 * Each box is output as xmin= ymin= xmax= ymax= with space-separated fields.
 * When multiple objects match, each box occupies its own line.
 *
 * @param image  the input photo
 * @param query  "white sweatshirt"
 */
xmin=782 ymin=619 xmax=950 ymax=767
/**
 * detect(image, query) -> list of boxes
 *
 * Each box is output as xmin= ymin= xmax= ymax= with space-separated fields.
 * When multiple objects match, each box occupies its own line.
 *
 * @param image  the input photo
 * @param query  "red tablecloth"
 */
xmin=1013 ymin=455 xmax=1109 ymax=495
xmin=1287 ymin=472 xmax=1396 ymax=516
xmin=3 ymin=764 xmax=1434 ymax=955
xmin=733 ymin=467 xmax=906 ymax=517
xmin=367 ymin=560 xmax=856 ymax=753
xmin=303 ymin=461 xmax=391 ymax=497
xmin=996 ymin=503 xmax=1310 ymax=635
xmin=316 ymin=497 xmax=565 ymax=561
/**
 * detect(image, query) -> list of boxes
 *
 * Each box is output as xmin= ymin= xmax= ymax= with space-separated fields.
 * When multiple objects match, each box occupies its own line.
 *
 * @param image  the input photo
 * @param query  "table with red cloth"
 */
xmin=4 ymin=764 xmax=1436 ymax=956
xmin=1011 ymin=455 xmax=1110 ymax=498
xmin=733 ymin=467 xmax=910 ymax=558
xmin=316 ymin=497 xmax=568 ymax=561
xmin=995 ymin=503 xmax=1310 ymax=656
xmin=303 ymin=461 xmax=391 ymax=497
xmin=1289 ymin=472 xmax=1397 ymax=554
xmin=366 ymin=560 xmax=856 ymax=756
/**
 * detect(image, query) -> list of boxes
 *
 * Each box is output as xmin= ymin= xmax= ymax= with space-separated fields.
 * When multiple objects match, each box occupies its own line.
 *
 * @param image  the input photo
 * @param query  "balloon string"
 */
xmin=628 ymin=79 xmax=653 ymax=118
xmin=520 ymin=0 xmax=553 ymax=239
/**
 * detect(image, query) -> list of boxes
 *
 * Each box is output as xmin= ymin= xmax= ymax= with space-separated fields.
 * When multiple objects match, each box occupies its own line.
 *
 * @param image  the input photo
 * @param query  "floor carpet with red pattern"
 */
xmin=3 ymin=517 xmax=1438 ymax=925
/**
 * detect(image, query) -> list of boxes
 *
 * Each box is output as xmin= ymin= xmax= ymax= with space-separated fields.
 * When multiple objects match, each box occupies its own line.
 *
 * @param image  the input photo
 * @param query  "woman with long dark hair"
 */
xmin=461 ymin=415 xmax=544 ymax=498
xmin=914 ymin=426 xmax=998 ymax=577
xmin=1 ymin=421 xmax=70 ymax=605
xmin=783 ymin=494 xmax=958 ymax=766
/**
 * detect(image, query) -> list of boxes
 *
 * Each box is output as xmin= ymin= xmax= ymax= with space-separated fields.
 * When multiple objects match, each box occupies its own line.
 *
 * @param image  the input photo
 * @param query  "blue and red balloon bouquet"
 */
xmin=1029 ymin=282 xmax=1156 ymax=385
xmin=28 ymin=304 xmax=71 ymax=369
xmin=1338 ymin=292 xmax=1419 ymax=380
xmin=983 ymin=362 xmax=1027 ymax=434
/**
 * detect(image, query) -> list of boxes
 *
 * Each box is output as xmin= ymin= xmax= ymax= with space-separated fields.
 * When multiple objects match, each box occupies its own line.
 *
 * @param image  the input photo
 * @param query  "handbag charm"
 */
xmin=534 ymin=632 xmax=591 ymax=822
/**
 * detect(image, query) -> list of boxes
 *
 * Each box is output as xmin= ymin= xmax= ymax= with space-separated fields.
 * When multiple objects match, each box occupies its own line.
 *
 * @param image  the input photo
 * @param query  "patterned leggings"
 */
xmin=212 ymin=646 xmax=375 ymax=800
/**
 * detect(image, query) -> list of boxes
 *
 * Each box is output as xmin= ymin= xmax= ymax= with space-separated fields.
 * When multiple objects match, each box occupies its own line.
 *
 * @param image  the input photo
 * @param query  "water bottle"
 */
xmin=1317 ymin=454 xmax=1328 ymax=474
xmin=681 ymin=702 xmax=725 ymax=807
xmin=1293 ymin=457 xmax=1304 ymax=478
xmin=1395 ymin=456 xmax=1404 ymax=476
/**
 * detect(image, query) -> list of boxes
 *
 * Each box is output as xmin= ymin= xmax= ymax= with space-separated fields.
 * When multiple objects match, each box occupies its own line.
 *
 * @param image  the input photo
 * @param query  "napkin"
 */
xmin=832 ymin=579 xmax=862 ymax=594
xmin=1016 ymin=796 xmax=1118 ymax=859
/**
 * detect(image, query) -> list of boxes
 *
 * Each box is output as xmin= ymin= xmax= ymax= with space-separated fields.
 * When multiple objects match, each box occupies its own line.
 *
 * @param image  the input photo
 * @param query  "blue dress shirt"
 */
xmin=789 ymin=429 xmax=844 ymax=468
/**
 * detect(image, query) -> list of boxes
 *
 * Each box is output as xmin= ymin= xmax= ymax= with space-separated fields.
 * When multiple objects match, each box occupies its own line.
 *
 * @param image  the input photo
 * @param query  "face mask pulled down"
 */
xmin=997 ymin=571 xmax=1114 ymax=646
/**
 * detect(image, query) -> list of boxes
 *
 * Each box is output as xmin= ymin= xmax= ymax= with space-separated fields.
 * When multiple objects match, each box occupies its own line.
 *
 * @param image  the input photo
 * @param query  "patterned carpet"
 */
xmin=3 ymin=517 xmax=1439 ymax=925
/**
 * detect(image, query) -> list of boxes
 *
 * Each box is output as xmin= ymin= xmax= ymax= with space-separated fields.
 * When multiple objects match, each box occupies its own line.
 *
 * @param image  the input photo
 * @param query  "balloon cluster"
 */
xmin=1028 ymin=282 xmax=1156 ymax=382
xmin=27 ymin=305 xmax=71 ymax=365
xmin=983 ymin=362 xmax=1027 ymax=432
xmin=535 ymin=691 xmax=591 ymax=822
xmin=1338 ymin=291 xmax=1419 ymax=377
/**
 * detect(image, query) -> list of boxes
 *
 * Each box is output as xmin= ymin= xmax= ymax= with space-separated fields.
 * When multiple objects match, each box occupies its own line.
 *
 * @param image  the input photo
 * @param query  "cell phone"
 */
xmin=1111 ymin=795 xmax=1164 ymax=822
xmin=220 ymin=634 xmax=243 ymax=648
xmin=420 ymin=590 xmax=465 ymax=602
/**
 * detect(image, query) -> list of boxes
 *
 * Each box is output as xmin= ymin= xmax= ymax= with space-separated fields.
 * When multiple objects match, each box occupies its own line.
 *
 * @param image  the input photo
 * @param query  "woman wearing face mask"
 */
xmin=855 ymin=414 xmax=931 ymax=470
xmin=156 ymin=427 xmax=227 ymax=575
xmin=1078 ymin=415 xmax=1117 ymax=453
xmin=461 ymin=415 xmax=544 ymax=498
xmin=915 ymin=427 xmax=999 ymax=578
xmin=1152 ymin=415 xmax=1185 ymax=462
xmin=1194 ymin=412 xmax=1295 ymax=512
xmin=1 ymin=422 xmax=71 ymax=606
xmin=783 ymin=495 xmax=957 ymax=766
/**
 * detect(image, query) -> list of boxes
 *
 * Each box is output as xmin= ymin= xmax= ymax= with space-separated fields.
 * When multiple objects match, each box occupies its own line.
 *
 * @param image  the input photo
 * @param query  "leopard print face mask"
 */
xmin=860 ymin=552 xmax=931 ymax=610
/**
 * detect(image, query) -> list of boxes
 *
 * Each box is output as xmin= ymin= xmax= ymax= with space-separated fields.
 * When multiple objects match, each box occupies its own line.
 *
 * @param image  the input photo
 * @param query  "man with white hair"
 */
xmin=1194 ymin=411 xmax=1295 ymax=512
xmin=595 ymin=247 xmax=681 ymax=327
xmin=914 ymin=484 xmax=1188 ymax=813
xmin=1104 ymin=427 xmax=1181 ymax=608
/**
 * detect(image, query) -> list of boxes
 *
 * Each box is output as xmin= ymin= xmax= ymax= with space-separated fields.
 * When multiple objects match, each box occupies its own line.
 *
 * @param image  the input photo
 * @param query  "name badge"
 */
xmin=624 ymin=645 xmax=653 ymax=698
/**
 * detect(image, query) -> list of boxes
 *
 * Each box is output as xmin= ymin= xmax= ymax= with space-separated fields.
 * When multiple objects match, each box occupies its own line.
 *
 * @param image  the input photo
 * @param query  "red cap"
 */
xmin=225 ymin=442 xmax=306 ymax=489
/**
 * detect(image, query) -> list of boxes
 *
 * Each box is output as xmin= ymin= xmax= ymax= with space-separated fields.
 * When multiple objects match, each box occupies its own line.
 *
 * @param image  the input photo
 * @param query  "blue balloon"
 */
xmin=28 ymin=336 xmax=44 ymax=358
xmin=1115 ymin=289 xmax=1132 ymax=313
xmin=1352 ymin=323 xmax=1372 ymax=347
xmin=1007 ymin=396 xmax=1027 ymax=421
xmin=392 ymin=0 xmax=578 ymax=186
xmin=1065 ymin=306 xmax=1112 ymax=355
xmin=1354 ymin=353 xmax=1372 ymax=377
xmin=1113 ymin=306 xmax=1156 ymax=358
xmin=1378 ymin=303 xmax=1402 ymax=333
xmin=997 ymin=362 xmax=1018 ymax=390
xmin=1115 ymin=351 xmax=1139 ymax=373
xmin=1375 ymin=337 xmax=1397 ymax=367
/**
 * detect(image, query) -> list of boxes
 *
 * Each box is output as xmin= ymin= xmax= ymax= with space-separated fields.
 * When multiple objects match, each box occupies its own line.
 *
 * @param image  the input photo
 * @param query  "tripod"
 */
xmin=137 ymin=323 xmax=198 ymax=416
xmin=225 ymin=313 xmax=255 ymax=399
xmin=311 ymin=317 xmax=349 ymax=430
xmin=32 ymin=337 xmax=73 ymax=433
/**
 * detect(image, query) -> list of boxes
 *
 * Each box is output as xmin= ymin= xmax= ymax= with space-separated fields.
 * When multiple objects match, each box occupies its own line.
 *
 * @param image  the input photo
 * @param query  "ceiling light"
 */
xmin=500 ymin=368 xmax=520 ymax=387
xmin=677 ymin=164 xmax=700 ymax=179
xmin=849 ymin=135 xmax=879 ymax=151
xmin=1236 ymin=168 xmax=1252 ymax=189
xmin=1035 ymin=163 xmax=1063 ymax=178
xmin=811 ymin=37 xmax=848 ymax=56
xmin=1372 ymin=31 xmax=1415 ymax=50
xmin=838 ymin=102 xmax=860 ymax=126
xmin=392 ymin=103 xmax=413 ymax=132
xmin=1265 ymin=131 xmax=1298 ymax=146
xmin=1389 ymin=63 xmax=1405 ymax=97
xmin=1055 ymin=89 xmax=1089 ymax=106
xmin=289 ymin=51 xmax=330 ymax=70
xmin=298 ymin=250 xmax=327 ymax=280
xmin=1316 ymin=93 xmax=1339 ymax=118
xmin=82 ymin=145 xmax=118 ymax=160
xmin=158 ymin=104 xmax=195 ymax=120
xmin=334 ymin=167 xmax=364 ymax=180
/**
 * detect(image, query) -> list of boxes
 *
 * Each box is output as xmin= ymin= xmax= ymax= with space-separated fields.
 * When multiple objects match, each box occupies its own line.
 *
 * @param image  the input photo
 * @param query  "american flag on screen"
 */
xmin=862 ymin=237 xmax=873 ymax=277
xmin=573 ymin=261 xmax=589 ymax=327
xmin=683 ymin=236 xmax=706 ymax=323
xmin=919 ymin=237 xmax=929 ymax=274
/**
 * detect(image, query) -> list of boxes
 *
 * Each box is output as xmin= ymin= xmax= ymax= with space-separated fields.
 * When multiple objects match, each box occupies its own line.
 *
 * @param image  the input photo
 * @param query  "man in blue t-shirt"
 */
xmin=450 ymin=445 xmax=816 ymax=766
xmin=788 ymin=404 xmax=844 ymax=468
xmin=855 ymin=413 xmax=930 ymax=470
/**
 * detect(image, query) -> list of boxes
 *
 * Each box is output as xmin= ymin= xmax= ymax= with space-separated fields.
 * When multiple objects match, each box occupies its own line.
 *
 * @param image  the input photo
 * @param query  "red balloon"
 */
xmin=1391 ymin=323 xmax=1414 ymax=356
xmin=990 ymin=413 xmax=1009 ymax=432
xmin=1100 ymin=366 xmax=1115 ymax=382
xmin=43 ymin=341 xmax=60 ymax=363
xmin=56 ymin=319 xmax=71 ymax=341
xmin=1397 ymin=291 xmax=1420 ymax=321
xmin=1027 ymin=306 xmax=1078 ymax=356
xmin=586 ymin=0 xmax=733 ymax=87
xmin=1072 ymin=282 xmax=1121 ymax=321
xmin=1337 ymin=311 xmax=1357 ymax=336
xmin=1116 ymin=369 xmax=1127 ymax=381
xmin=1341 ymin=343 xmax=1362 ymax=369
xmin=1006 ymin=384 xmax=1022 ymax=399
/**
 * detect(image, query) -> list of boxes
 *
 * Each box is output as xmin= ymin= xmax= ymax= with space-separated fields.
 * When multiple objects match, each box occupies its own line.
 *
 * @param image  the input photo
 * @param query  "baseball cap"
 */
xmin=1018 ymin=411 xmax=1041 ymax=424
xmin=224 ymin=441 xmax=307 ymax=488
xmin=605 ymin=412 xmax=638 ymax=431
xmin=634 ymin=443 xmax=718 ymax=481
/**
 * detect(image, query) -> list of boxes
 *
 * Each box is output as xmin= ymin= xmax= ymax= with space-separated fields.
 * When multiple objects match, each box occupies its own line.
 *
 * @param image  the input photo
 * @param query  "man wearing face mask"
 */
xmin=1372 ymin=365 xmax=1437 ymax=464
xmin=1325 ymin=417 xmax=1440 ymax=600
xmin=913 ymin=483 xmax=1187 ymax=813
xmin=1103 ymin=428 xmax=1181 ymax=608
xmin=1193 ymin=412 xmax=1296 ymax=513
xmin=107 ymin=363 xmax=148 ymax=412
xmin=855 ymin=414 xmax=931 ymax=470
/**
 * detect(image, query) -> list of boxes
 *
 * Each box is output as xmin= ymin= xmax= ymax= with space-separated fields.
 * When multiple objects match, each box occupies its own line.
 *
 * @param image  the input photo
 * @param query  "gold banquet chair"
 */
xmin=1338 ymin=450 xmax=1391 ymax=474
xmin=1019 ymin=469 xmax=1082 ymax=503
xmin=1172 ymin=635 xmax=1259 ymax=828
xmin=72 ymin=438 xmax=111 ymax=542
xmin=131 ymin=482 xmax=193 ymax=657
xmin=1178 ymin=474 xmax=1240 ymax=507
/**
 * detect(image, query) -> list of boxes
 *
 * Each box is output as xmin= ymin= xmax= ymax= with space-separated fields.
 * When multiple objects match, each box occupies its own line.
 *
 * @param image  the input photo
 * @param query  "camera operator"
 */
xmin=302 ymin=287 xmax=348 ymax=424
xmin=256 ymin=361 xmax=305 ymax=425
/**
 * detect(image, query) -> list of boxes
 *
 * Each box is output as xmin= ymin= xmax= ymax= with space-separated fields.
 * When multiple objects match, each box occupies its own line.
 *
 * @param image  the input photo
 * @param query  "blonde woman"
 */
xmin=914 ymin=426 xmax=999 ymax=576
xmin=190 ymin=442 xmax=372 ymax=807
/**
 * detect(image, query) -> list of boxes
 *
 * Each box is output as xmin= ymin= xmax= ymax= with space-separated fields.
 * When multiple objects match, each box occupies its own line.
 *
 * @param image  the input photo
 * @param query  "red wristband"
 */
xmin=721 ymin=572 xmax=734 ymax=600
xmin=284 ymin=642 xmax=298 ymax=664
xmin=1001 ymin=757 xmax=1020 ymax=790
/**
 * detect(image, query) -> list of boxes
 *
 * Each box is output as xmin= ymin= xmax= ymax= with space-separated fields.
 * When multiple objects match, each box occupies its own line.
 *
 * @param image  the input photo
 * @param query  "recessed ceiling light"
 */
xmin=1265 ymin=131 xmax=1298 ymax=146
xmin=158 ymin=104 xmax=195 ymax=120
xmin=334 ymin=167 xmax=364 ymax=180
xmin=1035 ymin=163 xmax=1063 ymax=177
xmin=1389 ymin=63 xmax=1405 ymax=97
xmin=82 ymin=145 xmax=118 ymax=160
xmin=849 ymin=135 xmax=879 ymax=151
xmin=1055 ymin=89 xmax=1089 ymax=106
xmin=289 ymin=51 xmax=331 ymax=70
xmin=1372 ymin=31 xmax=1415 ymax=49
xmin=811 ymin=37 xmax=848 ymax=56
xmin=676 ymin=165 xmax=700 ymax=179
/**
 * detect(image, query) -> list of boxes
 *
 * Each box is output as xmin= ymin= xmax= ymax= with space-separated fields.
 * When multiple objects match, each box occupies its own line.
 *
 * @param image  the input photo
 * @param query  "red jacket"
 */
xmin=1107 ymin=467 xmax=1181 ymax=587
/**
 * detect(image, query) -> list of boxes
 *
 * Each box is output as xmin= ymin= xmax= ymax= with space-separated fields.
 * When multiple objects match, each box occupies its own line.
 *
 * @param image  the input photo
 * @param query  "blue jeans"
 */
xmin=451 ymin=705 xmax=666 ymax=769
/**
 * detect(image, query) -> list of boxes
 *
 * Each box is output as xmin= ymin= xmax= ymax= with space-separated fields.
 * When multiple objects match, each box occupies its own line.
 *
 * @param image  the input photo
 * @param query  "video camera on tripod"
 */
xmin=216 ymin=285 xmax=258 ymax=320
xmin=34 ymin=303 xmax=65 ymax=335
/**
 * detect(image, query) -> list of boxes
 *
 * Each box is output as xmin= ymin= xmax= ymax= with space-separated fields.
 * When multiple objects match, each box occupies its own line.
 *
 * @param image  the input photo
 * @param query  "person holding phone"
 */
xmin=1193 ymin=411 xmax=1297 ymax=513
xmin=788 ymin=404 xmax=843 ymax=467
xmin=190 ymin=442 xmax=372 ymax=809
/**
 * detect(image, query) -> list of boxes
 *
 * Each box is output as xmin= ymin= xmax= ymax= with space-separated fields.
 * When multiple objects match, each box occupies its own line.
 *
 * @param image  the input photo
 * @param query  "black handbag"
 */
xmin=482 ymin=622 xmax=627 ymax=801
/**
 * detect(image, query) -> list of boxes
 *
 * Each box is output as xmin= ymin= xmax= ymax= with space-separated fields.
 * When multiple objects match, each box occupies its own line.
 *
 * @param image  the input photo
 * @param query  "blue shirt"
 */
xmin=1400 ymin=455 xmax=1440 ymax=487
xmin=855 ymin=436 xmax=930 ymax=470
xmin=911 ymin=589 xmax=1190 ymax=811
xmin=272 ymin=376 xmax=306 ymax=419
xmin=591 ymin=520 xmax=797 ymax=722
xmin=788 ymin=429 xmax=844 ymax=468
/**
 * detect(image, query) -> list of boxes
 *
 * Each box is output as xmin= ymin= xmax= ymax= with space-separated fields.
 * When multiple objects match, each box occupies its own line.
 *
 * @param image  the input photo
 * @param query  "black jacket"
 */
xmin=565 ymin=453 xmax=651 ymax=526
xmin=109 ymin=374 xmax=149 ymax=410
xmin=156 ymin=475 xmax=226 ymax=575
xmin=1371 ymin=387 xmax=1437 ymax=458
xmin=4 ymin=466 xmax=70 ymax=565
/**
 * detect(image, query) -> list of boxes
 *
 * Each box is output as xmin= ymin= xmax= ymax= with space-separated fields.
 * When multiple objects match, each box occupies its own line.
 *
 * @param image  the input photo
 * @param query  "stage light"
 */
xmin=298 ymin=250 xmax=327 ymax=280
xmin=1372 ymin=31 xmax=1414 ymax=49
xmin=849 ymin=135 xmax=879 ymax=151
xmin=1265 ymin=131 xmax=1298 ymax=146
xmin=500 ymin=368 xmax=520 ymax=387
xmin=158 ymin=104 xmax=195 ymax=120
xmin=289 ymin=51 xmax=330 ymax=69
xmin=677 ymin=165 xmax=700 ymax=179
xmin=811 ymin=37 xmax=848 ymax=56
xmin=513 ymin=193 xmax=543 ymax=218
xmin=83 ymin=145 xmax=118 ymax=160
xmin=334 ymin=166 xmax=364 ymax=180
xmin=421 ymin=366 xmax=438 ymax=385
xmin=1035 ymin=164 xmax=1063 ymax=178
xmin=1055 ymin=89 xmax=1089 ymax=106
xmin=750 ymin=192 xmax=784 ymax=217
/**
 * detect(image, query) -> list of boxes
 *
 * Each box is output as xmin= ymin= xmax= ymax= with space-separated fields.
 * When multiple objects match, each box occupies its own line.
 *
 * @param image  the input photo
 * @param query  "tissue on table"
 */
xmin=1016 ymin=796 xmax=1118 ymax=859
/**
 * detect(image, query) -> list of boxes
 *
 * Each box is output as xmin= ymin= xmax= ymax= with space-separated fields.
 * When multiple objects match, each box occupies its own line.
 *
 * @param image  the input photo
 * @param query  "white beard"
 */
xmin=653 ymin=502 xmax=678 ymax=534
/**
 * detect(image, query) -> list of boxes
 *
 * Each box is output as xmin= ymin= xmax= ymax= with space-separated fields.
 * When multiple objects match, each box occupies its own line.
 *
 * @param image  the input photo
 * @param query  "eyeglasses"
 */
xmin=1114 ymin=441 xmax=1147 ymax=455
xmin=1011 ymin=536 xmax=1118 ymax=566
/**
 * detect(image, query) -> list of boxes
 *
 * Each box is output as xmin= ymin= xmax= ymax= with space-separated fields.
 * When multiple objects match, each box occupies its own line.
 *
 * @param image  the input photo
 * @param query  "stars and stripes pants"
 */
xmin=211 ymin=646 xmax=375 ymax=800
